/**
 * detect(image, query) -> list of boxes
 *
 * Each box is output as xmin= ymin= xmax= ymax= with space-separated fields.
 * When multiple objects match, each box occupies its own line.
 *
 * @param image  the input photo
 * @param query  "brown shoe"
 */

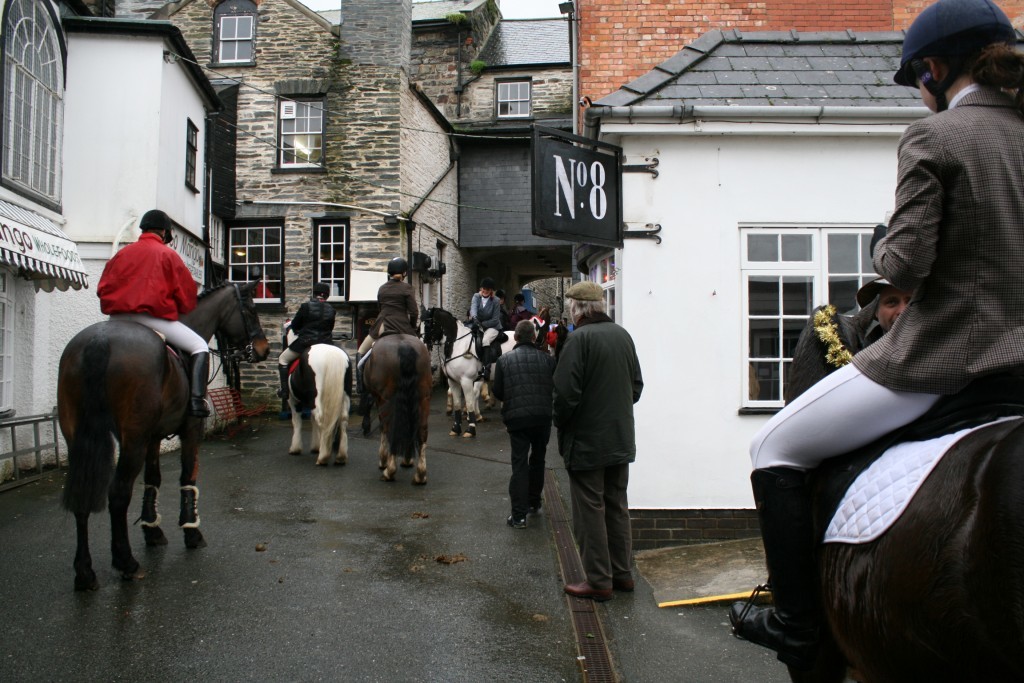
xmin=612 ymin=577 xmax=635 ymax=592
xmin=564 ymin=582 xmax=613 ymax=602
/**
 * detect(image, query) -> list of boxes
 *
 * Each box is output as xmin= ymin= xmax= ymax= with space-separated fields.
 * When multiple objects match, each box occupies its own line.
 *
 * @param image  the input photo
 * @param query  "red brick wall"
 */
xmin=578 ymin=0 xmax=1024 ymax=102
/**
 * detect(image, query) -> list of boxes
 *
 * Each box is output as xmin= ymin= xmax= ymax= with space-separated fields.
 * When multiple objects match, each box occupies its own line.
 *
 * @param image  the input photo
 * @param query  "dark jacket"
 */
xmin=553 ymin=314 xmax=643 ymax=470
xmin=493 ymin=343 xmax=556 ymax=431
xmin=469 ymin=293 xmax=502 ymax=330
xmin=288 ymin=298 xmax=336 ymax=352
xmin=370 ymin=278 xmax=418 ymax=337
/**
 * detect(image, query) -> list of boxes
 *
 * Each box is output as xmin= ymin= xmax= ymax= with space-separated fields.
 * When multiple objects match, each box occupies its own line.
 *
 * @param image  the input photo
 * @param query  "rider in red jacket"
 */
xmin=97 ymin=209 xmax=210 ymax=417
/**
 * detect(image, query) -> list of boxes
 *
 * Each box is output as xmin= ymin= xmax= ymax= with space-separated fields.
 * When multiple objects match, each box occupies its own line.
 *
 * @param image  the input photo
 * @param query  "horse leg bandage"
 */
xmin=179 ymin=485 xmax=201 ymax=529
xmin=138 ymin=485 xmax=162 ymax=527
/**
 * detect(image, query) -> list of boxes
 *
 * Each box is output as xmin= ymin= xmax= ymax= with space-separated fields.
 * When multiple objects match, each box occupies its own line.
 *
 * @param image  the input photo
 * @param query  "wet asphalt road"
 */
xmin=0 ymin=390 xmax=791 ymax=682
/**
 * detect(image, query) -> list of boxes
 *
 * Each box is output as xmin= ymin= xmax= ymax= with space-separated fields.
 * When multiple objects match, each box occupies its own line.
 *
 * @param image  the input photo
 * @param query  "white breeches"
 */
xmin=279 ymin=347 xmax=300 ymax=367
xmin=749 ymin=363 xmax=942 ymax=471
xmin=482 ymin=328 xmax=498 ymax=346
xmin=110 ymin=313 xmax=207 ymax=356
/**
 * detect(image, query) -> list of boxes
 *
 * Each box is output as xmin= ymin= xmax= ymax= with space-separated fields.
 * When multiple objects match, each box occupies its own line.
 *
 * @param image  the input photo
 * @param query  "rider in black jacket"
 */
xmin=277 ymin=282 xmax=336 ymax=400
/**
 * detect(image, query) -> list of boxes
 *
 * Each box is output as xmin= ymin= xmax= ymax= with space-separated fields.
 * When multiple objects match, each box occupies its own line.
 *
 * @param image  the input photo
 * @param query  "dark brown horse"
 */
xmin=360 ymin=334 xmax=431 ymax=484
xmin=779 ymin=305 xmax=1024 ymax=683
xmin=57 ymin=282 xmax=269 ymax=591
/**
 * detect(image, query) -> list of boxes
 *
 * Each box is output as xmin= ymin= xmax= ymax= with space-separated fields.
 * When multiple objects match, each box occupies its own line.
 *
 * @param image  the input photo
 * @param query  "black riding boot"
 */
xmin=277 ymin=365 xmax=290 ymax=400
xmin=188 ymin=352 xmax=211 ymax=418
xmin=730 ymin=467 xmax=820 ymax=670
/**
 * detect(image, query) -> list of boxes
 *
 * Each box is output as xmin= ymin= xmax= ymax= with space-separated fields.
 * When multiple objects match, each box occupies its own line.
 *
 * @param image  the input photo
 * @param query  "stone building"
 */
xmin=115 ymin=0 xmax=462 ymax=399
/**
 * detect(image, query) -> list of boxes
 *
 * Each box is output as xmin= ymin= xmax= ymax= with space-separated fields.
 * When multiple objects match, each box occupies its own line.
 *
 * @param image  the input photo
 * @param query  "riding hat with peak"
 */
xmin=387 ymin=257 xmax=408 ymax=277
xmin=140 ymin=209 xmax=173 ymax=244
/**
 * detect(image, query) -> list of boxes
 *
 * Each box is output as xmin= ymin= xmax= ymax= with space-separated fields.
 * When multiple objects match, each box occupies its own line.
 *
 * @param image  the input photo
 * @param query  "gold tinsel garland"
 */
xmin=813 ymin=305 xmax=854 ymax=368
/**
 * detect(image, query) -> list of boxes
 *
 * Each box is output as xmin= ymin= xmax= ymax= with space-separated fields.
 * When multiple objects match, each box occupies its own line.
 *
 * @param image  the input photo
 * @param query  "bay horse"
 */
xmin=360 ymin=333 xmax=431 ymax=484
xmin=285 ymin=340 xmax=351 ymax=466
xmin=57 ymin=282 xmax=270 ymax=591
xmin=420 ymin=306 xmax=515 ymax=437
xmin=767 ymin=304 xmax=1024 ymax=683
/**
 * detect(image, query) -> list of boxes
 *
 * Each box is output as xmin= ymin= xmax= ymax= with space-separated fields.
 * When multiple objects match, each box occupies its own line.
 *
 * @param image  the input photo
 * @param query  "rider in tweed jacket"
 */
xmin=732 ymin=0 xmax=1024 ymax=670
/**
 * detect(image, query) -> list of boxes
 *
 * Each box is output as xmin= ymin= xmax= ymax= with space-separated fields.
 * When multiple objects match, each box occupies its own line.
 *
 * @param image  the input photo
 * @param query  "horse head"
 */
xmin=187 ymin=281 xmax=270 ymax=363
xmin=422 ymin=307 xmax=458 ymax=359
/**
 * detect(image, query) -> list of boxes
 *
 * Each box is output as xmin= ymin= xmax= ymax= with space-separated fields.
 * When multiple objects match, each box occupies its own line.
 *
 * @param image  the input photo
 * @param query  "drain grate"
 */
xmin=544 ymin=470 xmax=619 ymax=683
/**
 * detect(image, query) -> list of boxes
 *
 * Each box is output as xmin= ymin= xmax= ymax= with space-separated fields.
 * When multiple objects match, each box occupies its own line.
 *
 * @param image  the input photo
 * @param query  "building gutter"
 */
xmin=582 ymin=104 xmax=928 ymax=139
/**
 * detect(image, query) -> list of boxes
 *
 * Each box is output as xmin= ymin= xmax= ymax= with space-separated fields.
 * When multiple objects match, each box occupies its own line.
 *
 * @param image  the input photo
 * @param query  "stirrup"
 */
xmin=730 ymin=582 xmax=771 ymax=636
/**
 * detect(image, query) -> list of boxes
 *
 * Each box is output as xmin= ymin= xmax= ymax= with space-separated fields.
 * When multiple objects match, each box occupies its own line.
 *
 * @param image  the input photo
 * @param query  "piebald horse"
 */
xmin=57 ymin=282 xmax=269 ymax=591
xmin=284 ymin=338 xmax=351 ymax=466
xmin=420 ymin=307 xmax=513 ymax=437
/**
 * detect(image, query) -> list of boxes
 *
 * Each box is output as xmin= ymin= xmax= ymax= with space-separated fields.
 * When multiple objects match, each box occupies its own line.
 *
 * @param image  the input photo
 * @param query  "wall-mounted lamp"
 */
xmin=383 ymin=215 xmax=400 ymax=227
xmin=558 ymin=2 xmax=574 ymax=15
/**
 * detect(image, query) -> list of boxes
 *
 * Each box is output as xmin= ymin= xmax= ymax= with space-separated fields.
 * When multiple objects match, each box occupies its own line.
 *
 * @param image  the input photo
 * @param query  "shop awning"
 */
xmin=0 ymin=200 xmax=88 ymax=291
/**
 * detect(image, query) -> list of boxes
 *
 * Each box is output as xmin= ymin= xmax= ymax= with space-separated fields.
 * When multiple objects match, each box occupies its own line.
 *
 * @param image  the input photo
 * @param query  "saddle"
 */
xmin=812 ymin=373 xmax=1024 ymax=539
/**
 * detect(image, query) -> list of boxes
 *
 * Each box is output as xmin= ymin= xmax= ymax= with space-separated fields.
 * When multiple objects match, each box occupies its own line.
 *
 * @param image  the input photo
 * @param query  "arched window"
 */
xmin=214 ymin=0 xmax=257 ymax=65
xmin=3 ymin=0 xmax=63 ymax=204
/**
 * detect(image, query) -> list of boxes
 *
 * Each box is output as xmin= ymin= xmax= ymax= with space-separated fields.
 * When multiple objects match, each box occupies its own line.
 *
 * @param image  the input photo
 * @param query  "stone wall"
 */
xmin=459 ymin=66 xmax=572 ymax=123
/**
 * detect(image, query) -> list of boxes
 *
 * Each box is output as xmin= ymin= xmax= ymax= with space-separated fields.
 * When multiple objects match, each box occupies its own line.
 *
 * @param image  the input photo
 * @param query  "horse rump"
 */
xmin=60 ymin=330 xmax=117 ymax=515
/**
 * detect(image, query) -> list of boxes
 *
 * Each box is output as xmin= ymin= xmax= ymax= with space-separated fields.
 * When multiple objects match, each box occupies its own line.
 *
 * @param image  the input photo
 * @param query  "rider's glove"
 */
xmin=870 ymin=224 xmax=887 ymax=258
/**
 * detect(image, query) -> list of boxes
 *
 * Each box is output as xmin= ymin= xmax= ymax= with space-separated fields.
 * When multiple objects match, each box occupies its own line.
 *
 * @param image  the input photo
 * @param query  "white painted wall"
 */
xmin=602 ymin=124 xmax=906 ymax=510
xmin=63 ymin=33 xmax=162 ymax=243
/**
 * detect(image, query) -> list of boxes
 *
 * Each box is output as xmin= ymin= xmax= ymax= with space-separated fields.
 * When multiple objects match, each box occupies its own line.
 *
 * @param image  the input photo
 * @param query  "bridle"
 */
xmin=217 ymin=283 xmax=265 ymax=364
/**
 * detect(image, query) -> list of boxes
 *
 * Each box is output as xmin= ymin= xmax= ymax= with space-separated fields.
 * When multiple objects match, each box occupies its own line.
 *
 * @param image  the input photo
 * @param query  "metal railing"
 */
xmin=0 ymin=411 xmax=62 ymax=493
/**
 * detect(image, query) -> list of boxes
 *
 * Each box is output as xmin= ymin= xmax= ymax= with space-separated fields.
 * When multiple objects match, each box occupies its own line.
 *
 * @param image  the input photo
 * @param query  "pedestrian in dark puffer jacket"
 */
xmin=493 ymin=319 xmax=556 ymax=529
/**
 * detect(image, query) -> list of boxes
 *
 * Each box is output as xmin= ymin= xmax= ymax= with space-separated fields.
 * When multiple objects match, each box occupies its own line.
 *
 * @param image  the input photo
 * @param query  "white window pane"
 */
xmin=748 ymin=276 xmax=779 ymax=315
xmin=781 ymin=276 xmax=813 ymax=315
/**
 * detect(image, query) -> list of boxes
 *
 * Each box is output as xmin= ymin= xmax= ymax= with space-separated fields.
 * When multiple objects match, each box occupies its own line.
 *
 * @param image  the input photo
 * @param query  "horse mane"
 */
xmin=198 ymin=281 xmax=244 ymax=302
xmin=785 ymin=303 xmax=876 ymax=403
xmin=427 ymin=307 xmax=459 ymax=358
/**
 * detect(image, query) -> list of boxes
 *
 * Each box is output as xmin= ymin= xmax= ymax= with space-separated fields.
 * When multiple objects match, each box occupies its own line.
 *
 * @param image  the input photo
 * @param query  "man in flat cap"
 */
xmin=553 ymin=280 xmax=643 ymax=602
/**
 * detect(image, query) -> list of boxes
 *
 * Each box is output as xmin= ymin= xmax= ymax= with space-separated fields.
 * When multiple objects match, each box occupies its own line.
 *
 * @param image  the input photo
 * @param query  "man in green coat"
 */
xmin=553 ymin=281 xmax=643 ymax=601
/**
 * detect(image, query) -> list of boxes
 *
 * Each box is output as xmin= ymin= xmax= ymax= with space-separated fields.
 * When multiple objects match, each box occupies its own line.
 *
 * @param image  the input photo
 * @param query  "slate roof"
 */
xmin=412 ymin=0 xmax=489 ymax=23
xmin=595 ymin=29 xmax=930 ymax=108
xmin=477 ymin=19 xmax=569 ymax=67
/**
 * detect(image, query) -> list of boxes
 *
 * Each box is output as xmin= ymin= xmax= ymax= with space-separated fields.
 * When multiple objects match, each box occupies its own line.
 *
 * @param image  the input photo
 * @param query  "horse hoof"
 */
xmin=449 ymin=430 xmax=459 ymax=437
xmin=74 ymin=574 xmax=99 ymax=592
xmin=400 ymin=460 xmax=413 ymax=468
xmin=413 ymin=477 xmax=427 ymax=486
xmin=315 ymin=460 xmax=328 ymax=467
xmin=380 ymin=475 xmax=396 ymax=482
xmin=184 ymin=529 xmax=207 ymax=549
xmin=143 ymin=527 xmax=168 ymax=547
xmin=334 ymin=459 xmax=347 ymax=466
xmin=121 ymin=568 xmax=147 ymax=582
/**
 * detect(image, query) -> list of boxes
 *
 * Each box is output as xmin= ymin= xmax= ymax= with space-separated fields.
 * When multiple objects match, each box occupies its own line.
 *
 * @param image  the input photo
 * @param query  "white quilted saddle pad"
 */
xmin=824 ymin=417 xmax=1019 ymax=544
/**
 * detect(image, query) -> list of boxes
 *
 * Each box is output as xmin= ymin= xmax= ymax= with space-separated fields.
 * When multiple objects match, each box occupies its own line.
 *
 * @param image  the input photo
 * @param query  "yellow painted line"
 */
xmin=658 ymin=591 xmax=754 ymax=608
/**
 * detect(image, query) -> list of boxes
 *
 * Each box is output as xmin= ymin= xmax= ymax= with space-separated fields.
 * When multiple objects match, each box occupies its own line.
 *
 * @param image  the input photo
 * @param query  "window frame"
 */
xmin=314 ymin=219 xmax=350 ymax=301
xmin=587 ymin=251 xmax=617 ymax=321
xmin=226 ymin=222 xmax=283 ymax=304
xmin=2 ymin=0 xmax=65 ymax=209
xmin=213 ymin=0 xmax=256 ymax=66
xmin=740 ymin=226 xmax=877 ymax=409
xmin=278 ymin=97 xmax=325 ymax=169
xmin=185 ymin=118 xmax=198 ymax=192
xmin=495 ymin=78 xmax=532 ymax=119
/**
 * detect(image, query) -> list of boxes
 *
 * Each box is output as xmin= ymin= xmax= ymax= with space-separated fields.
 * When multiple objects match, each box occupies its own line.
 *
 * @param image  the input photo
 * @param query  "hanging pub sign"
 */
xmin=532 ymin=125 xmax=623 ymax=248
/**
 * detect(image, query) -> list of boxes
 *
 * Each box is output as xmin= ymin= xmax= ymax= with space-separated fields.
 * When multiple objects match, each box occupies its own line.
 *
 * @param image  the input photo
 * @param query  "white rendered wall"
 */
xmin=62 ymin=33 xmax=163 ymax=244
xmin=609 ymin=129 xmax=903 ymax=509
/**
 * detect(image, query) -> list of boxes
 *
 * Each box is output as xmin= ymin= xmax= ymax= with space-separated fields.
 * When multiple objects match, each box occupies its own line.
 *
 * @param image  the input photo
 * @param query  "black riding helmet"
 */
xmin=313 ymin=282 xmax=330 ymax=298
xmin=894 ymin=0 xmax=1015 ymax=94
xmin=479 ymin=277 xmax=496 ymax=290
xmin=387 ymin=257 xmax=408 ymax=276
xmin=139 ymin=209 xmax=173 ymax=244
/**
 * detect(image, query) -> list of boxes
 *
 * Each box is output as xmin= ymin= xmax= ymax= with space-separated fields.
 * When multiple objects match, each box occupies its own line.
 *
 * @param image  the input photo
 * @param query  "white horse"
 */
xmin=421 ymin=307 xmax=513 ymax=438
xmin=284 ymin=340 xmax=351 ymax=465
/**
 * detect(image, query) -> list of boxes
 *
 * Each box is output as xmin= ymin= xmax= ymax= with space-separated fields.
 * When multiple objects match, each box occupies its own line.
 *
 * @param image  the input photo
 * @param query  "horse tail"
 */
xmin=61 ymin=333 xmax=116 ymax=515
xmin=311 ymin=346 xmax=349 ymax=441
xmin=389 ymin=343 xmax=421 ymax=461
